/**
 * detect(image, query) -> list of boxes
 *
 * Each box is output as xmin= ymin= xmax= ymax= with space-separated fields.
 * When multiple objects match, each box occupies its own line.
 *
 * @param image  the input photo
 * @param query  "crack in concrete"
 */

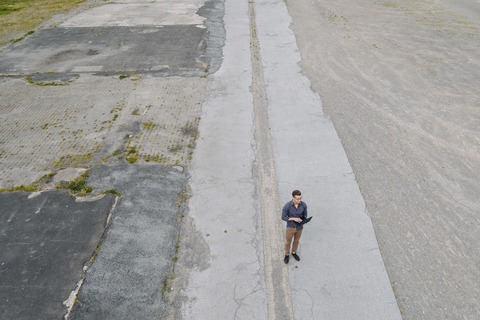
xmin=233 ymin=280 xmax=265 ymax=320
xmin=299 ymin=288 xmax=316 ymax=319
xmin=63 ymin=193 xmax=119 ymax=320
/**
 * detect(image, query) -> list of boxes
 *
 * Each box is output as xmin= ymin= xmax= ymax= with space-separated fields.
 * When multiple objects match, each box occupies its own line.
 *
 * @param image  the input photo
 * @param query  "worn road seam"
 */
xmin=63 ymin=195 xmax=119 ymax=320
xmin=248 ymin=1 xmax=295 ymax=319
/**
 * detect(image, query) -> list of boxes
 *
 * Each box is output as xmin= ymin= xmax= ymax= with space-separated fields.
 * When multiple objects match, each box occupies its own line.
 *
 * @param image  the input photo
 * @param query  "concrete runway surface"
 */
xmin=0 ymin=0 xmax=478 ymax=319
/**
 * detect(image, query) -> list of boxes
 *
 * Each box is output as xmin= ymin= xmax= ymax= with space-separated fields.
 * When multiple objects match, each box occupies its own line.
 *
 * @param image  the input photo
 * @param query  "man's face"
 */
xmin=293 ymin=195 xmax=302 ymax=205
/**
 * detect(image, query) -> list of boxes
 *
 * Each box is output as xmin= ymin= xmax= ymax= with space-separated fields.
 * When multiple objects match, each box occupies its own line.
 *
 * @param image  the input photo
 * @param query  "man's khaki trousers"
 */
xmin=285 ymin=227 xmax=303 ymax=255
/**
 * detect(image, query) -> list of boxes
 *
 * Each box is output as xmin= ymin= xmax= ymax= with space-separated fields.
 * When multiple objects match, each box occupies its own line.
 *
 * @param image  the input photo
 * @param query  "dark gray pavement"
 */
xmin=0 ymin=26 xmax=207 ymax=75
xmin=0 ymin=164 xmax=188 ymax=320
xmin=70 ymin=164 xmax=187 ymax=320
xmin=0 ymin=190 xmax=116 ymax=320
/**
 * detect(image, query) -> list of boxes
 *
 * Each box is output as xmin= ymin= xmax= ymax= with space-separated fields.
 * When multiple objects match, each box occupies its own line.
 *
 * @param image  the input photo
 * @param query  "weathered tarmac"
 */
xmin=0 ymin=190 xmax=116 ymax=320
xmin=69 ymin=164 xmax=188 ymax=320
xmin=1 ymin=0 xmax=215 ymax=319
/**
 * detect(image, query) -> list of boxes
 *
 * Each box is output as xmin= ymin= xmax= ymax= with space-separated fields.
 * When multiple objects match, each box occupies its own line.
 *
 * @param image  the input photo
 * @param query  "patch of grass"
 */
xmin=375 ymin=0 xmax=397 ymax=8
xmin=10 ymin=30 xmax=35 ymax=43
xmin=119 ymin=74 xmax=130 ymax=80
xmin=126 ymin=146 xmax=136 ymax=156
xmin=103 ymin=148 xmax=123 ymax=162
xmin=99 ymin=189 xmax=121 ymax=197
xmin=38 ymin=172 xmax=55 ymax=183
xmin=25 ymin=75 xmax=73 ymax=86
xmin=142 ymin=122 xmax=155 ymax=130
xmin=89 ymin=240 xmax=102 ymax=263
xmin=181 ymin=120 xmax=198 ymax=136
xmin=169 ymin=143 xmax=182 ymax=153
xmin=126 ymin=153 xmax=138 ymax=164
xmin=0 ymin=184 xmax=38 ymax=192
xmin=52 ymin=151 xmax=96 ymax=167
xmin=1 ymin=0 xmax=87 ymax=45
xmin=56 ymin=172 xmax=93 ymax=196
xmin=132 ymin=109 xmax=140 ymax=115
xmin=161 ymin=277 xmax=168 ymax=294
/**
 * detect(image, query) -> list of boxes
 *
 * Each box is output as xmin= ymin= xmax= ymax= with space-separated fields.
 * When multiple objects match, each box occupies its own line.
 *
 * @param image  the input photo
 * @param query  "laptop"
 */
xmin=297 ymin=216 xmax=312 ymax=225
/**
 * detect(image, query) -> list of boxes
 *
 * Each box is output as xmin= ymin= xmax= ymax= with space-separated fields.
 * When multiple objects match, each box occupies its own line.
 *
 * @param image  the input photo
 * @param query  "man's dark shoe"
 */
xmin=284 ymin=255 xmax=289 ymax=264
xmin=292 ymin=253 xmax=300 ymax=261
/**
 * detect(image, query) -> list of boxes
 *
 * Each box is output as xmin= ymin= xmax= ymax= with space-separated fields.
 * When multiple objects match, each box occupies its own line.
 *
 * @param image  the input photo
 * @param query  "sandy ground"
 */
xmin=286 ymin=0 xmax=480 ymax=318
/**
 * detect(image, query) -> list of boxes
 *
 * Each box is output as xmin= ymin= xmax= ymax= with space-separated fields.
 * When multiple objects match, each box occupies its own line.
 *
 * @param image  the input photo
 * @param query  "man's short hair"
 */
xmin=292 ymin=190 xmax=301 ymax=197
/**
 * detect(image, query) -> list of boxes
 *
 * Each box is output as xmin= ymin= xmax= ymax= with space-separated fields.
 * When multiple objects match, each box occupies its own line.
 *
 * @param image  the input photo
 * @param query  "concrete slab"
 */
xmin=0 ymin=74 xmax=206 ymax=188
xmin=254 ymin=0 xmax=402 ymax=318
xmin=69 ymin=164 xmax=188 ymax=320
xmin=53 ymin=168 xmax=88 ymax=184
xmin=0 ymin=190 xmax=116 ymax=320
xmin=0 ymin=26 xmax=207 ymax=74
xmin=0 ymin=0 xmax=224 ymax=189
xmin=177 ymin=0 xmax=269 ymax=318
xmin=60 ymin=2 xmax=206 ymax=27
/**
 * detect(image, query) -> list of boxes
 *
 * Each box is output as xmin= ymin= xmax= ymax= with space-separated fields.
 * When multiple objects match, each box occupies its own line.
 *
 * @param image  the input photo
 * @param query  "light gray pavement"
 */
xmin=256 ymin=0 xmax=401 ymax=318
xmin=179 ymin=0 xmax=269 ymax=317
xmin=178 ymin=0 xmax=401 ymax=319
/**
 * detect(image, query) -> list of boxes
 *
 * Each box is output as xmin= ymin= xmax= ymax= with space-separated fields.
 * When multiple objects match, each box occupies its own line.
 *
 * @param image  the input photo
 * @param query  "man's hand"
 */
xmin=290 ymin=217 xmax=302 ymax=223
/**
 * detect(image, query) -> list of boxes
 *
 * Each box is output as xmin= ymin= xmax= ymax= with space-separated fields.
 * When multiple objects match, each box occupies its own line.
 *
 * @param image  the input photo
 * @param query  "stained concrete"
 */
xmin=0 ymin=26 xmax=208 ymax=74
xmin=179 ymin=0 xmax=269 ymax=318
xmin=60 ymin=1 xmax=206 ymax=27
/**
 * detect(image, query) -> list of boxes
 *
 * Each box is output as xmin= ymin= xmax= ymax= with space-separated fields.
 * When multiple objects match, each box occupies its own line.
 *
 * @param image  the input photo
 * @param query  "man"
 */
xmin=281 ymin=190 xmax=308 ymax=264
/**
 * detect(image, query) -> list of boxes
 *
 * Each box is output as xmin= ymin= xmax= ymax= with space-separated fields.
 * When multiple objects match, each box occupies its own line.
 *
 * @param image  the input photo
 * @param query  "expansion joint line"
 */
xmin=248 ymin=1 xmax=295 ymax=320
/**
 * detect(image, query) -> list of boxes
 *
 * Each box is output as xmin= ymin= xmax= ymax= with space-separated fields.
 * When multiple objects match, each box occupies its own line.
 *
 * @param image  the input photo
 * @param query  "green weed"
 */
xmin=99 ymin=189 xmax=121 ymax=197
xmin=56 ymin=172 xmax=93 ymax=196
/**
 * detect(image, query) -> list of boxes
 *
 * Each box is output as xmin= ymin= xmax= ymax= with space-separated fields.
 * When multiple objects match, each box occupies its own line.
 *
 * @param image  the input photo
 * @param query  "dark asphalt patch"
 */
xmin=46 ymin=49 xmax=100 ymax=64
xmin=69 ymin=164 xmax=188 ymax=320
xmin=197 ymin=0 xmax=226 ymax=75
xmin=0 ymin=26 xmax=207 ymax=74
xmin=0 ymin=190 xmax=116 ymax=320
